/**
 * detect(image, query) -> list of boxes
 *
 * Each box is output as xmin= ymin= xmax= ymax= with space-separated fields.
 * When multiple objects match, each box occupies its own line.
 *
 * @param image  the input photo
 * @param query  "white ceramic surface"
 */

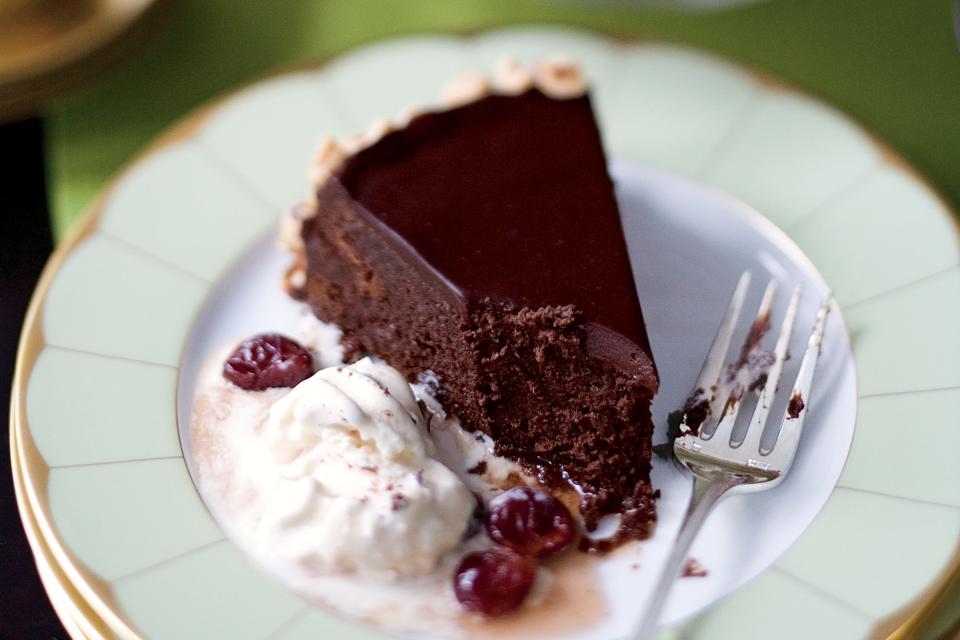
xmin=175 ymin=161 xmax=857 ymax=637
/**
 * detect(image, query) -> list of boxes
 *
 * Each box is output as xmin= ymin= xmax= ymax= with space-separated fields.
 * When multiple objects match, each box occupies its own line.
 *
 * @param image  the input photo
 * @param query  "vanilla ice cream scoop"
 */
xmin=258 ymin=357 xmax=474 ymax=578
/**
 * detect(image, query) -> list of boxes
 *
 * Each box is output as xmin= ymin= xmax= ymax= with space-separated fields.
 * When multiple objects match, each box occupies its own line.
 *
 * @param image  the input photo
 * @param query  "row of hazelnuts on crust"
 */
xmin=278 ymin=56 xmax=587 ymax=291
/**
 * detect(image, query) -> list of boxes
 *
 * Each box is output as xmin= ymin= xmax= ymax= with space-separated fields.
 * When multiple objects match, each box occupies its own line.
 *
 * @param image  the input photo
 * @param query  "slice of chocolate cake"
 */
xmin=285 ymin=59 xmax=659 ymax=542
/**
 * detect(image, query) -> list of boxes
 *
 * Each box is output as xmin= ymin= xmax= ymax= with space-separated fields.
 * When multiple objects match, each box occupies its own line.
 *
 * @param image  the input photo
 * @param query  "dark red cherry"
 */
xmin=486 ymin=487 xmax=575 ymax=558
xmin=453 ymin=550 xmax=536 ymax=616
xmin=223 ymin=334 xmax=314 ymax=390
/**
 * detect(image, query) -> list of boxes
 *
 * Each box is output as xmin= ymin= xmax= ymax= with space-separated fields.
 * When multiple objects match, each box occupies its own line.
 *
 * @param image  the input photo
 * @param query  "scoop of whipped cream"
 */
xmin=258 ymin=357 xmax=474 ymax=579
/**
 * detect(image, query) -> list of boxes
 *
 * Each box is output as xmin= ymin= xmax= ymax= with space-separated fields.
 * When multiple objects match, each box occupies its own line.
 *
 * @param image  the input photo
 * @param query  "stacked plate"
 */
xmin=10 ymin=27 xmax=960 ymax=640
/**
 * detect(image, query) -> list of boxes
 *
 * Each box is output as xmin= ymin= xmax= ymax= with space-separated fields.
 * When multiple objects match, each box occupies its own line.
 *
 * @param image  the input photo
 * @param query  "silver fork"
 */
xmin=633 ymin=271 xmax=831 ymax=640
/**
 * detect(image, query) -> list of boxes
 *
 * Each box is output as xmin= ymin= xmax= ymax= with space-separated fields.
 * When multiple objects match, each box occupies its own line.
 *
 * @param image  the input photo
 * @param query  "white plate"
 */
xmin=176 ymin=160 xmax=857 ymax=638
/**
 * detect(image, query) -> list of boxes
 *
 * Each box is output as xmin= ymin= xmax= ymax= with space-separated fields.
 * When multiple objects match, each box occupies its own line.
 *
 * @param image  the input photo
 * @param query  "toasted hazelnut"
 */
xmin=340 ymin=117 xmax=396 ymax=156
xmin=340 ymin=133 xmax=365 ymax=155
xmin=282 ymin=258 xmax=307 ymax=299
xmin=307 ymin=136 xmax=346 ymax=186
xmin=361 ymin=117 xmax=394 ymax=145
xmin=290 ymin=200 xmax=315 ymax=220
xmin=395 ymin=106 xmax=426 ymax=128
xmin=492 ymin=57 xmax=533 ymax=95
xmin=440 ymin=70 xmax=491 ymax=107
xmin=277 ymin=215 xmax=303 ymax=253
xmin=533 ymin=57 xmax=587 ymax=99
xmin=288 ymin=267 xmax=306 ymax=289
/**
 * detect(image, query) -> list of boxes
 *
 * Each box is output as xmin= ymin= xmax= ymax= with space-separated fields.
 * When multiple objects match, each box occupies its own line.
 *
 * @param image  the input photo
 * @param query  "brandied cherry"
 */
xmin=453 ymin=550 xmax=536 ymax=616
xmin=223 ymin=334 xmax=314 ymax=390
xmin=486 ymin=487 xmax=575 ymax=558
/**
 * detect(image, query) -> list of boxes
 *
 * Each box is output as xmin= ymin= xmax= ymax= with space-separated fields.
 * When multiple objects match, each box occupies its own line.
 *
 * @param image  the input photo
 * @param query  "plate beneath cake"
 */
xmin=175 ymin=159 xmax=856 ymax=639
xmin=12 ymin=27 xmax=960 ymax=640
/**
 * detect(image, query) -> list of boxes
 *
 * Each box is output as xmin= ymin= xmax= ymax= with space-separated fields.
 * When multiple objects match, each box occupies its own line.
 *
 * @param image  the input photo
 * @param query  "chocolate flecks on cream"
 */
xmin=467 ymin=460 xmax=488 ymax=476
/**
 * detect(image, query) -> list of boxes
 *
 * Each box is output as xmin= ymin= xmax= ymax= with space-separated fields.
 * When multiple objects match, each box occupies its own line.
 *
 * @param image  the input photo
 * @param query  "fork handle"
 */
xmin=633 ymin=475 xmax=734 ymax=640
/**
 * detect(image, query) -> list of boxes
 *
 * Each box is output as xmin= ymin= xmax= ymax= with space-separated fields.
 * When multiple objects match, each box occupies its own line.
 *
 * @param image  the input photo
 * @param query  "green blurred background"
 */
xmin=49 ymin=0 xmax=960 ymax=239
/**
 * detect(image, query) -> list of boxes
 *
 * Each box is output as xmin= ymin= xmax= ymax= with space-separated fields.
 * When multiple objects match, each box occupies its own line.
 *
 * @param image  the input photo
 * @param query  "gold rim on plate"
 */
xmin=10 ymin=401 xmax=112 ymax=640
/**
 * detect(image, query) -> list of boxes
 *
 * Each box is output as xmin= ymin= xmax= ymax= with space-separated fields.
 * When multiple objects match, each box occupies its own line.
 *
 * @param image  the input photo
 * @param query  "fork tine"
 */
xmin=741 ymin=277 xmax=779 ymax=367
xmin=762 ymin=297 xmax=831 ymax=459
xmin=702 ymin=395 xmax=742 ymax=447
xmin=703 ymin=277 xmax=779 ymax=443
xmin=739 ymin=286 xmax=801 ymax=453
xmin=684 ymin=271 xmax=751 ymax=436
xmin=692 ymin=270 xmax=751 ymax=395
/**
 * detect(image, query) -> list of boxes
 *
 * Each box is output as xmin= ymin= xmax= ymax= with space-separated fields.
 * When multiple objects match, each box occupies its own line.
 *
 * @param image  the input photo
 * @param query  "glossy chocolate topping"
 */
xmin=336 ymin=89 xmax=657 ymax=387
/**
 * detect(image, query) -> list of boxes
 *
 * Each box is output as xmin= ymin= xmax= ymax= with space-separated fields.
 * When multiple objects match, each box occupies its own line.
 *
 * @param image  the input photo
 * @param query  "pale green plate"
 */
xmin=12 ymin=26 xmax=960 ymax=640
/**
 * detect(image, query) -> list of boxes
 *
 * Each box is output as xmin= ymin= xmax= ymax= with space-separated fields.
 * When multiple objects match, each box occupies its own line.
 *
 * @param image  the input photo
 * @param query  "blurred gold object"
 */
xmin=0 ymin=0 xmax=41 ymax=17
xmin=0 ymin=0 xmax=171 ymax=121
